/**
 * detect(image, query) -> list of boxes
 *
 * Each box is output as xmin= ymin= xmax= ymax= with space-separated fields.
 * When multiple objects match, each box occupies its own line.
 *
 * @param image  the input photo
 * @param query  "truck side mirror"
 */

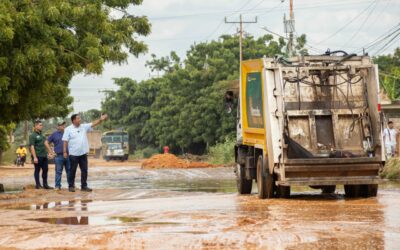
xmin=225 ymin=91 xmax=234 ymax=114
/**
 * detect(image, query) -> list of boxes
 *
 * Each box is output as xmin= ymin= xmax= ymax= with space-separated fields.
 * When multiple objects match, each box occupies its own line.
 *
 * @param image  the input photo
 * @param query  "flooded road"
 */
xmin=0 ymin=165 xmax=400 ymax=249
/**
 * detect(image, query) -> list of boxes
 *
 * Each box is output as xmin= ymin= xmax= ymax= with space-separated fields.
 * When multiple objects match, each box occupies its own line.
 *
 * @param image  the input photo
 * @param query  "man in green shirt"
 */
xmin=29 ymin=120 xmax=54 ymax=189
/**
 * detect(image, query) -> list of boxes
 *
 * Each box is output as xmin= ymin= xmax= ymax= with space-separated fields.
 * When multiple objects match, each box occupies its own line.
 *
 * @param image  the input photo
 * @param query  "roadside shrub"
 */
xmin=208 ymin=137 xmax=236 ymax=165
xmin=142 ymin=147 xmax=160 ymax=159
xmin=130 ymin=147 xmax=159 ymax=159
xmin=380 ymin=158 xmax=400 ymax=180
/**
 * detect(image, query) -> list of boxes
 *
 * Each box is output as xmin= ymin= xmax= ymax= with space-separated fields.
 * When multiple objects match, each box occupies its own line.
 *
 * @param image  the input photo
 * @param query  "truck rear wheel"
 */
xmin=236 ymin=164 xmax=252 ymax=194
xmin=321 ymin=185 xmax=336 ymax=194
xmin=344 ymin=185 xmax=360 ymax=198
xmin=277 ymin=186 xmax=291 ymax=198
xmin=360 ymin=184 xmax=378 ymax=197
xmin=257 ymin=155 xmax=275 ymax=199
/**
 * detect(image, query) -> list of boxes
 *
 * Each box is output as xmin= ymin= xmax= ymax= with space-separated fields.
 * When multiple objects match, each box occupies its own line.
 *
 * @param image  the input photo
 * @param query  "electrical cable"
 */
xmin=315 ymin=0 xmax=378 ymax=45
xmin=341 ymin=0 xmax=379 ymax=49
xmin=355 ymin=23 xmax=400 ymax=53
xmin=373 ymin=31 xmax=400 ymax=55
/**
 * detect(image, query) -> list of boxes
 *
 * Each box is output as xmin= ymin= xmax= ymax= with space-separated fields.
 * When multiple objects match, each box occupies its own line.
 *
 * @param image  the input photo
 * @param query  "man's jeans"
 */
xmin=69 ymin=154 xmax=88 ymax=188
xmin=54 ymin=155 xmax=71 ymax=188
xmin=34 ymin=157 xmax=48 ymax=187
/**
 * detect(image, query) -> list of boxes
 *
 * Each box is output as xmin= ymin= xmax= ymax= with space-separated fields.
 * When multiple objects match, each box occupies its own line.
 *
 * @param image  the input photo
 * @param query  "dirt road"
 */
xmin=0 ymin=161 xmax=399 ymax=249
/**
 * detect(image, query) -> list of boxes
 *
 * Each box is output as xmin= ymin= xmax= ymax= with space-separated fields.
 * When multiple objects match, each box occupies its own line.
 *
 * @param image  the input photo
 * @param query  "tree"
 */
xmin=374 ymin=48 xmax=400 ymax=100
xmin=79 ymin=109 xmax=102 ymax=123
xmin=0 ymin=0 xmax=150 ymax=124
xmin=0 ymin=1 xmax=150 ymax=162
xmin=101 ymin=78 xmax=161 ymax=151
xmin=145 ymin=51 xmax=181 ymax=76
xmin=102 ymin=34 xmax=306 ymax=154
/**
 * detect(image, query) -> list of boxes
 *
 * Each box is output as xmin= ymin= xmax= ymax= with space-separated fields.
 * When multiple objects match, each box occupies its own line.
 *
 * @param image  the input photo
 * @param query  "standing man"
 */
xmin=29 ymin=120 xmax=54 ymax=189
xmin=62 ymin=114 xmax=108 ymax=192
xmin=384 ymin=121 xmax=398 ymax=159
xmin=48 ymin=121 xmax=70 ymax=190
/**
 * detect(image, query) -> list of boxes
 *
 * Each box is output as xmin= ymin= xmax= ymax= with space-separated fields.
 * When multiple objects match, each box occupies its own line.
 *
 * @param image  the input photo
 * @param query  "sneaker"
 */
xmin=44 ymin=185 xmax=54 ymax=190
xmin=69 ymin=187 xmax=75 ymax=192
xmin=81 ymin=187 xmax=92 ymax=192
xmin=35 ymin=185 xmax=43 ymax=189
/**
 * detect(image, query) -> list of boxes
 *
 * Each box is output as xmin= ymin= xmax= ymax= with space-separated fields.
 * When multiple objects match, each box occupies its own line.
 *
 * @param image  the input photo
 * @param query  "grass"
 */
xmin=380 ymin=158 xmax=400 ymax=180
xmin=207 ymin=137 xmax=236 ymax=165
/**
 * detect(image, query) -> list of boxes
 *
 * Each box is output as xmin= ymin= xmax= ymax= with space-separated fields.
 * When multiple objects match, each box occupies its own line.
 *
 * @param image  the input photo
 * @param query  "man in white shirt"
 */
xmin=62 ymin=113 xmax=108 ymax=192
xmin=383 ymin=121 xmax=398 ymax=159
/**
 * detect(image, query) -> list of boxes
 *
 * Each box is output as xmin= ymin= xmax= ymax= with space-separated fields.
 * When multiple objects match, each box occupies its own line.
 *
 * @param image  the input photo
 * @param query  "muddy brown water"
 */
xmin=0 ymin=165 xmax=400 ymax=249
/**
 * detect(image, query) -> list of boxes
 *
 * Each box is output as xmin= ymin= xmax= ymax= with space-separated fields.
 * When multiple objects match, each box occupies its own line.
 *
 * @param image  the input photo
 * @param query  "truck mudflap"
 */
xmin=276 ymin=157 xmax=383 ymax=186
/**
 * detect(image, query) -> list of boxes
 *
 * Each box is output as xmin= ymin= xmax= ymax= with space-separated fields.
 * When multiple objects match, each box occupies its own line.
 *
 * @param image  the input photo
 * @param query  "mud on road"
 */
xmin=0 ymin=161 xmax=400 ymax=249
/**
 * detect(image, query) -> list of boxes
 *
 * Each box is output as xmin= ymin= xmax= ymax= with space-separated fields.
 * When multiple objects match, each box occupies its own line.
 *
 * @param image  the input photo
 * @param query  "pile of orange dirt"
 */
xmin=141 ymin=153 xmax=215 ymax=169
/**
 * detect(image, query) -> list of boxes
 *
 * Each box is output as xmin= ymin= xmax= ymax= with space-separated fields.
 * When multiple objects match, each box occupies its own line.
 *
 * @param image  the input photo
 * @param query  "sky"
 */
xmin=70 ymin=0 xmax=400 ymax=112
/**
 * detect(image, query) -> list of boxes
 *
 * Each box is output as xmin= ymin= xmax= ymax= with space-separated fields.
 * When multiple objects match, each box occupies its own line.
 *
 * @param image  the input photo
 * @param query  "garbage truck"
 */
xmin=231 ymin=53 xmax=385 ymax=199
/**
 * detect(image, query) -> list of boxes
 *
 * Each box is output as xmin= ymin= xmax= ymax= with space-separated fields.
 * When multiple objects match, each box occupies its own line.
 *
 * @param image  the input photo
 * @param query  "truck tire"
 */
xmin=321 ymin=185 xmax=336 ymax=194
xmin=344 ymin=185 xmax=360 ymax=198
xmin=360 ymin=184 xmax=378 ymax=197
xmin=257 ymin=155 xmax=275 ymax=199
xmin=277 ymin=185 xmax=291 ymax=198
xmin=235 ymin=164 xmax=252 ymax=194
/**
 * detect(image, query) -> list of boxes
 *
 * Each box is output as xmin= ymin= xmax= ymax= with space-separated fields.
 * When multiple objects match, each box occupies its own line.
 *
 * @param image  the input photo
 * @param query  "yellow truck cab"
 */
xmin=234 ymin=54 xmax=385 ymax=199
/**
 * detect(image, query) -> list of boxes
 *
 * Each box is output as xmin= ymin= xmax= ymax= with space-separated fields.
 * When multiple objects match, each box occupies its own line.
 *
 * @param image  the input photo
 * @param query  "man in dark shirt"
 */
xmin=48 ymin=121 xmax=70 ymax=190
xmin=29 ymin=120 xmax=54 ymax=189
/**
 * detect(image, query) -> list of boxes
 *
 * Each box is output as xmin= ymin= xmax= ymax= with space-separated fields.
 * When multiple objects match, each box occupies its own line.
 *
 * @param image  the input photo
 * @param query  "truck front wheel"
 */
xmin=321 ymin=185 xmax=336 ymax=194
xmin=277 ymin=185 xmax=291 ymax=198
xmin=360 ymin=184 xmax=378 ymax=197
xmin=344 ymin=185 xmax=360 ymax=198
xmin=257 ymin=155 xmax=275 ymax=199
xmin=235 ymin=164 xmax=252 ymax=194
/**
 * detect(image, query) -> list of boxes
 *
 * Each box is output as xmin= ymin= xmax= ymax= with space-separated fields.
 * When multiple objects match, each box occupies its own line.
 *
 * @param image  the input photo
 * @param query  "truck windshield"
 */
xmin=108 ymin=144 xmax=122 ymax=150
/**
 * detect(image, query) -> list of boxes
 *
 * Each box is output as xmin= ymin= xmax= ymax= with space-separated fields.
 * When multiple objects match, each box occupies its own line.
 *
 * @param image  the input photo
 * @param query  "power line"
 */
xmin=141 ymin=0 xmax=383 ymax=21
xmin=340 ymin=0 xmax=379 ymax=49
xmin=263 ymin=27 xmax=324 ymax=54
xmin=355 ymin=23 xmax=400 ymax=53
xmin=314 ymin=0 xmax=378 ymax=45
xmin=373 ymin=31 xmax=400 ymax=55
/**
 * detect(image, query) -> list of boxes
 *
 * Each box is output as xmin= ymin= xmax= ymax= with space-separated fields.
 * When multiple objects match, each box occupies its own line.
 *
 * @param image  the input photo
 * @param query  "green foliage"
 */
xmin=102 ymin=34 xmax=306 ymax=154
xmin=0 ymin=0 xmax=150 ymax=125
xmin=79 ymin=109 xmax=102 ymax=123
xmin=142 ymin=147 xmax=160 ymax=159
xmin=0 ymin=123 xmax=15 ymax=152
xmin=1 ymin=143 xmax=17 ymax=165
xmin=0 ymin=123 xmax=16 ymax=164
xmin=130 ymin=147 xmax=159 ymax=159
xmin=374 ymin=48 xmax=400 ymax=100
xmin=380 ymin=158 xmax=400 ymax=180
xmin=207 ymin=136 xmax=236 ymax=165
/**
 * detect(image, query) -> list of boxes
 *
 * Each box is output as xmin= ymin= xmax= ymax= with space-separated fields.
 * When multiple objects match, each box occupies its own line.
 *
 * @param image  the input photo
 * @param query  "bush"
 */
xmin=131 ymin=147 xmax=160 ymax=159
xmin=380 ymin=158 xmax=400 ymax=180
xmin=208 ymin=137 xmax=236 ymax=165
xmin=143 ymin=147 xmax=159 ymax=158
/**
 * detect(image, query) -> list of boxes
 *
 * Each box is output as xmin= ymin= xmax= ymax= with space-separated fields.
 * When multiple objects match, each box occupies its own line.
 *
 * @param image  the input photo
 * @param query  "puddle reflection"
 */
xmin=29 ymin=216 xmax=143 ymax=226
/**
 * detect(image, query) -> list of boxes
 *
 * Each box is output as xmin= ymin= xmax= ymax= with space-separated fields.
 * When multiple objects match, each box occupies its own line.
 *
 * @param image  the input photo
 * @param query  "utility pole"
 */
xmin=225 ymin=15 xmax=258 ymax=66
xmin=225 ymin=14 xmax=257 ymax=140
xmin=283 ymin=0 xmax=295 ymax=56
